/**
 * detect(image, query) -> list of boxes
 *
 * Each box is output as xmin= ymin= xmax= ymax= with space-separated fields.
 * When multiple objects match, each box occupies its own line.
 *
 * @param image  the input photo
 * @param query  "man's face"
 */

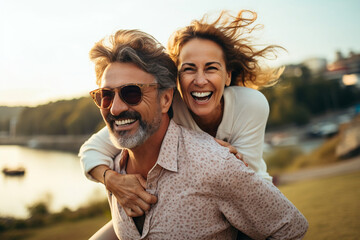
xmin=100 ymin=62 xmax=162 ymax=149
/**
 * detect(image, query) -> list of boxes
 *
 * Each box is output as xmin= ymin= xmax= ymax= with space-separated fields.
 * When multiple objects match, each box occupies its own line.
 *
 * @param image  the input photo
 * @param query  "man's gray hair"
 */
xmin=90 ymin=29 xmax=177 ymax=90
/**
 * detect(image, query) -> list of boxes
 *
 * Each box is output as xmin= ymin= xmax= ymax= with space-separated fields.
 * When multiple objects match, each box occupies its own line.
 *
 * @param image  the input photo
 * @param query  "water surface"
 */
xmin=0 ymin=145 xmax=106 ymax=218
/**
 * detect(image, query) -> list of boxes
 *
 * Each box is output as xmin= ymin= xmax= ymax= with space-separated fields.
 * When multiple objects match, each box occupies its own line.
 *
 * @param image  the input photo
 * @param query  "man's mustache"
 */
xmin=106 ymin=111 xmax=142 ymax=122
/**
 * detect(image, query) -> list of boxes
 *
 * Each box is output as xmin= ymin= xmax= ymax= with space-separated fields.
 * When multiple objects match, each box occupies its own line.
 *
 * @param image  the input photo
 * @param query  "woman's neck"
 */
xmin=191 ymin=98 xmax=224 ymax=137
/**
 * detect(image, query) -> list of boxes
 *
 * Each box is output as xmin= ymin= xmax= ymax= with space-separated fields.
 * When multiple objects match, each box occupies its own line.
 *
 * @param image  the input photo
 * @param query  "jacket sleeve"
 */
xmin=78 ymin=127 xmax=121 ymax=182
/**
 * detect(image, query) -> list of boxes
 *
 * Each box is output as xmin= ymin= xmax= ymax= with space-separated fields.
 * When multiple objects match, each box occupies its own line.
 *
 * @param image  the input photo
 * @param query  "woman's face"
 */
xmin=177 ymin=38 xmax=231 ymax=119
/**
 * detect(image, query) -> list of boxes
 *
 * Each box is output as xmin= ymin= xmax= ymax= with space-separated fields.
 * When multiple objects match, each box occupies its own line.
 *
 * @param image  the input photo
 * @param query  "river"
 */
xmin=0 ymin=145 xmax=106 ymax=219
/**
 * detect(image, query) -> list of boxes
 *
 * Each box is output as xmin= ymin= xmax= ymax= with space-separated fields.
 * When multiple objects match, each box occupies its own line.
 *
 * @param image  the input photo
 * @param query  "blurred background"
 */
xmin=1 ymin=0 xmax=360 ymax=239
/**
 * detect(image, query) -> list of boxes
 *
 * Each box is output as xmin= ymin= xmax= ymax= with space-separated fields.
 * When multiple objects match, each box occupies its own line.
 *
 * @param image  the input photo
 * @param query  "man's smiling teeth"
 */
xmin=115 ymin=119 xmax=136 ymax=126
xmin=191 ymin=91 xmax=212 ymax=98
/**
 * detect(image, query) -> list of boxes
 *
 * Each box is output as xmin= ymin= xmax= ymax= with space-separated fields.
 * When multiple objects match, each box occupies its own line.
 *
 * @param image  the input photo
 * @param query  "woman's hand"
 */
xmin=214 ymin=138 xmax=248 ymax=167
xmin=105 ymin=170 xmax=158 ymax=217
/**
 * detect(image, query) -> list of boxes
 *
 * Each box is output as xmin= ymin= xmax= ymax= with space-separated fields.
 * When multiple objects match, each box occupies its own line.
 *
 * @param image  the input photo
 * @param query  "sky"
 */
xmin=0 ymin=0 xmax=359 ymax=107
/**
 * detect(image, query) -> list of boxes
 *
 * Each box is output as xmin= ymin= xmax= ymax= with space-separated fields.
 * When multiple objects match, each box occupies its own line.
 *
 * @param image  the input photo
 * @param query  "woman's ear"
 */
xmin=225 ymin=71 xmax=231 ymax=86
xmin=160 ymin=88 xmax=174 ymax=113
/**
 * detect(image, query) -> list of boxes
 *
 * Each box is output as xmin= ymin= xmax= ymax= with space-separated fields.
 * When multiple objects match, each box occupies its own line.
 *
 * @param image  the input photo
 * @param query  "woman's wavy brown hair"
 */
xmin=167 ymin=10 xmax=284 ymax=88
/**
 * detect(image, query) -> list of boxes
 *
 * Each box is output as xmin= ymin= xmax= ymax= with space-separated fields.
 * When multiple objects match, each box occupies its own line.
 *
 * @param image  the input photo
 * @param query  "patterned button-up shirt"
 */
xmin=108 ymin=120 xmax=308 ymax=240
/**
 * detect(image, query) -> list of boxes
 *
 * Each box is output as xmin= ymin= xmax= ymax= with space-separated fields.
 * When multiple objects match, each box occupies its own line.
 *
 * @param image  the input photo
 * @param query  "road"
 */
xmin=276 ymin=155 xmax=360 ymax=185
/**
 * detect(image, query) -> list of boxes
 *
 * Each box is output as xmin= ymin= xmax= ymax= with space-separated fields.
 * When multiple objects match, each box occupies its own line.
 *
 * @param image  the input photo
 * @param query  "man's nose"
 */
xmin=194 ymin=71 xmax=208 ymax=86
xmin=110 ymin=93 xmax=129 ymax=116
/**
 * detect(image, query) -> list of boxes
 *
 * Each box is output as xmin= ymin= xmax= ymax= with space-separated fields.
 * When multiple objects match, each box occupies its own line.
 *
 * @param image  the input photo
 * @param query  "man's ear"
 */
xmin=160 ymin=88 xmax=174 ymax=113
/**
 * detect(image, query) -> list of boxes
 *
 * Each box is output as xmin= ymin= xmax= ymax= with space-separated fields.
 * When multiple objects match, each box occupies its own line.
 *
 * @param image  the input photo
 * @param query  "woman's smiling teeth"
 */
xmin=191 ymin=91 xmax=213 ymax=101
xmin=115 ymin=118 xmax=136 ymax=126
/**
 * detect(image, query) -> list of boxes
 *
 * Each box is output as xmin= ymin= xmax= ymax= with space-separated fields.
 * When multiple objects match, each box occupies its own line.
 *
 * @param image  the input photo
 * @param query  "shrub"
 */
xmin=288 ymin=135 xmax=340 ymax=171
xmin=266 ymin=146 xmax=303 ymax=174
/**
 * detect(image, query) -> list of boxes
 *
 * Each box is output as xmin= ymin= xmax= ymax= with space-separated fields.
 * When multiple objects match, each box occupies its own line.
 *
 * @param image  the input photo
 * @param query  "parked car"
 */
xmin=307 ymin=122 xmax=339 ymax=138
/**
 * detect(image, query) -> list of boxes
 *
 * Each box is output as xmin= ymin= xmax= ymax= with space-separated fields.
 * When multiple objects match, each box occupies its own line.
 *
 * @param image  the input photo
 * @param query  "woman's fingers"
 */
xmin=227 ymin=145 xmax=238 ymax=155
xmin=114 ymin=190 xmax=153 ymax=217
xmin=236 ymin=153 xmax=248 ymax=167
xmin=120 ymin=190 xmax=157 ymax=217
xmin=124 ymin=205 xmax=143 ymax=217
xmin=214 ymin=138 xmax=248 ymax=167
xmin=122 ymin=192 xmax=158 ymax=217
xmin=106 ymin=173 xmax=158 ymax=217
xmin=236 ymin=152 xmax=243 ymax=160
xmin=135 ymin=174 xmax=148 ymax=189
xmin=214 ymin=138 xmax=229 ymax=147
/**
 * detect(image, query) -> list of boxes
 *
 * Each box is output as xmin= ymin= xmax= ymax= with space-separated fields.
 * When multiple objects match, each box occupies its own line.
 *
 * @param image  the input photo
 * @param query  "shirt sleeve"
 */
xmin=78 ymin=127 xmax=121 ymax=182
xmin=214 ymin=156 xmax=308 ymax=239
xmin=229 ymin=88 xmax=272 ymax=182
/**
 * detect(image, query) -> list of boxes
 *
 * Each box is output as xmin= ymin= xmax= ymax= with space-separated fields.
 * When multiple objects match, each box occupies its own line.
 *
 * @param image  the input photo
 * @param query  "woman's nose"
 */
xmin=110 ymin=93 xmax=129 ymax=116
xmin=193 ymin=71 xmax=208 ymax=86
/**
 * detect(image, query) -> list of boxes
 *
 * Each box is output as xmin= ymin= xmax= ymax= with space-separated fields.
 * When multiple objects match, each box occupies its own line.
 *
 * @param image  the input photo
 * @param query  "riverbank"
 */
xmin=0 ymin=135 xmax=91 ymax=153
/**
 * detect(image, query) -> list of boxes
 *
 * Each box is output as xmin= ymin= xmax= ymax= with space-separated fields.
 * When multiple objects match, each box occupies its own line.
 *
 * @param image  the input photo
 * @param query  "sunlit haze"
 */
xmin=1 ymin=0 xmax=359 ymax=106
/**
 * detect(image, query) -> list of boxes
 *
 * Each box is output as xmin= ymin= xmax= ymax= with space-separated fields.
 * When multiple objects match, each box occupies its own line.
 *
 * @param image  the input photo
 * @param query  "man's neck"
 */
xmin=126 ymin=116 xmax=170 ymax=179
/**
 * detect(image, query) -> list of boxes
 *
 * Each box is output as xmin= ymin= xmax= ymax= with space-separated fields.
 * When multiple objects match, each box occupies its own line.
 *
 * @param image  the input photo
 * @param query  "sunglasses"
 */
xmin=90 ymin=83 xmax=159 ymax=109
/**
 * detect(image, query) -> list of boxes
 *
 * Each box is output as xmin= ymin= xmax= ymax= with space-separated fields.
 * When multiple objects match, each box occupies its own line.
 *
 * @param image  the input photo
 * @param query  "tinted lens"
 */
xmin=97 ymin=90 xmax=114 ymax=108
xmin=120 ymin=85 xmax=142 ymax=105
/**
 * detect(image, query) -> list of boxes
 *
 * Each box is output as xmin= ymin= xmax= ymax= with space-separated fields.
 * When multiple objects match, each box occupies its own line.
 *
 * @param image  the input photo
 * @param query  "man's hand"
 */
xmin=214 ymin=138 xmax=248 ymax=167
xmin=105 ymin=170 xmax=158 ymax=217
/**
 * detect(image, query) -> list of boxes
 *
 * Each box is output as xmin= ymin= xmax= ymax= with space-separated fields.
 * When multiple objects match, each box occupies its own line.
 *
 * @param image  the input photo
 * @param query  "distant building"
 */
xmin=10 ymin=117 xmax=17 ymax=138
xmin=282 ymin=58 xmax=327 ymax=79
xmin=282 ymin=64 xmax=304 ymax=78
xmin=281 ymin=51 xmax=360 ymax=88
xmin=326 ymin=51 xmax=360 ymax=87
xmin=302 ymin=58 xmax=327 ymax=76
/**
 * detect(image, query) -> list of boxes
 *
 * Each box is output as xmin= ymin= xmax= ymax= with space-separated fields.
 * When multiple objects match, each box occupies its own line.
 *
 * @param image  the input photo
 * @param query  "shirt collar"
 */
xmin=117 ymin=149 xmax=129 ymax=174
xmin=155 ymin=120 xmax=179 ymax=172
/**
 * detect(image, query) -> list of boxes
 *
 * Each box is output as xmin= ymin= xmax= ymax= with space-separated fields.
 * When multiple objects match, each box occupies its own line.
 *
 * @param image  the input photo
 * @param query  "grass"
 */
xmin=0 ymin=215 xmax=110 ymax=240
xmin=1 ymin=171 xmax=359 ymax=240
xmin=278 ymin=171 xmax=360 ymax=240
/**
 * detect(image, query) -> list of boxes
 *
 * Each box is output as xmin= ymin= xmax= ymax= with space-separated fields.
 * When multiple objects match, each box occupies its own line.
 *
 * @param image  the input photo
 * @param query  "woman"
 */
xmin=80 ymin=9 xmax=283 ymax=230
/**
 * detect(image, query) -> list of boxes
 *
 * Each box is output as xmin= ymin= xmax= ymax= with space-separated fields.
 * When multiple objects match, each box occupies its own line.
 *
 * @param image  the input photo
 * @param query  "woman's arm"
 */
xmin=79 ymin=127 xmax=157 ymax=217
xmin=225 ymin=87 xmax=272 ymax=181
xmin=79 ymin=127 xmax=120 ymax=181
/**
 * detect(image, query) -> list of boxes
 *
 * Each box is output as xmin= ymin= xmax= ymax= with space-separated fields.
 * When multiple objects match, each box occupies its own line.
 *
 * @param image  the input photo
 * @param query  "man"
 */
xmin=86 ymin=29 xmax=308 ymax=239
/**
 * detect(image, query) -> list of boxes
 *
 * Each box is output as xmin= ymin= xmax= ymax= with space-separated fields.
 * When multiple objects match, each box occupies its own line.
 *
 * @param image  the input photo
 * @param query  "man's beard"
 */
xmin=106 ymin=107 xmax=162 ymax=149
